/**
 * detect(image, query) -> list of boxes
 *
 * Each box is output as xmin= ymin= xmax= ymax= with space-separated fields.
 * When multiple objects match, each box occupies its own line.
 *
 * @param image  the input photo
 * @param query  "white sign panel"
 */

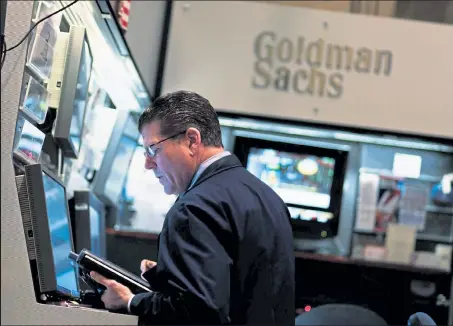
xmin=162 ymin=1 xmax=453 ymax=139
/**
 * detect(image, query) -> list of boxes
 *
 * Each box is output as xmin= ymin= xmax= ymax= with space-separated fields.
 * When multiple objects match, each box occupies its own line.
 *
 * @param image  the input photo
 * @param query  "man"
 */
xmin=91 ymin=90 xmax=295 ymax=325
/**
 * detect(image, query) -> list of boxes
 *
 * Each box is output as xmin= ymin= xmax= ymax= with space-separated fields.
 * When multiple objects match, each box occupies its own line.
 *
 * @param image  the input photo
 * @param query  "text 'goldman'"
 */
xmin=252 ymin=31 xmax=393 ymax=98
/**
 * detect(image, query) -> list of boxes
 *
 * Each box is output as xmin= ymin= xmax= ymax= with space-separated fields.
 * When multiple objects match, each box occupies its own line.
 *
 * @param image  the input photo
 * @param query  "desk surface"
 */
xmin=294 ymin=251 xmax=450 ymax=275
xmin=106 ymin=228 xmax=450 ymax=275
xmin=106 ymin=227 xmax=159 ymax=240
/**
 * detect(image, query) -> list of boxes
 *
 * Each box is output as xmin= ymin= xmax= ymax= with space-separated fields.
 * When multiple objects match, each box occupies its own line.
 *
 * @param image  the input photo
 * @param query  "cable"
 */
xmin=1 ymin=0 xmax=79 ymax=70
xmin=5 ymin=0 xmax=79 ymax=53
xmin=1 ymin=39 xmax=6 ymax=71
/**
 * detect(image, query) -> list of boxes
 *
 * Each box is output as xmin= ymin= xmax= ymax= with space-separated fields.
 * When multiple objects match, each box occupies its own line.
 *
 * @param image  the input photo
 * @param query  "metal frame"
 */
xmin=153 ymin=0 xmax=173 ymax=99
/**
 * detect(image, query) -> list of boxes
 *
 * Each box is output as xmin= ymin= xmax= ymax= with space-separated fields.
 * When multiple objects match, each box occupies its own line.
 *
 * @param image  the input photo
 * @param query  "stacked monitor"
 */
xmin=15 ymin=164 xmax=80 ymax=302
xmin=234 ymin=135 xmax=349 ymax=239
xmin=103 ymin=135 xmax=137 ymax=204
xmin=13 ymin=114 xmax=47 ymax=165
xmin=12 ymin=23 xmax=95 ymax=303
xmin=47 ymin=25 xmax=93 ymax=159
xmin=92 ymin=110 xmax=139 ymax=206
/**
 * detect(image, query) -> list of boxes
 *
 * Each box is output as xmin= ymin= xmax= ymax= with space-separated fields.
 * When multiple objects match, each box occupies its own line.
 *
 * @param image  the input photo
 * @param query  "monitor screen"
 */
xmin=89 ymin=205 xmax=102 ymax=256
xmin=70 ymin=40 xmax=92 ymax=154
xmin=104 ymin=135 xmax=137 ymax=202
xmin=13 ymin=114 xmax=46 ymax=163
xmin=20 ymin=73 xmax=50 ymax=124
xmin=27 ymin=19 xmax=58 ymax=79
xmin=41 ymin=172 xmax=79 ymax=297
xmin=246 ymin=148 xmax=336 ymax=209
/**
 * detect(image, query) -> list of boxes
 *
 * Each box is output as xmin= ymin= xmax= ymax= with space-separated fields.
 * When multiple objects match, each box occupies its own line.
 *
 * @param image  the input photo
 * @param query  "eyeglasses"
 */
xmin=144 ymin=130 xmax=186 ymax=158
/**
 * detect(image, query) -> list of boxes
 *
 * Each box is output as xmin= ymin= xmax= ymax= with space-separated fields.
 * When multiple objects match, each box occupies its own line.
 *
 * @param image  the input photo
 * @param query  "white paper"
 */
xmin=355 ymin=173 xmax=379 ymax=231
xmin=414 ymin=251 xmax=442 ymax=270
xmin=435 ymin=244 xmax=452 ymax=272
xmin=385 ymin=223 xmax=416 ymax=264
xmin=363 ymin=245 xmax=386 ymax=261
xmin=355 ymin=204 xmax=377 ymax=231
xmin=392 ymin=153 xmax=422 ymax=179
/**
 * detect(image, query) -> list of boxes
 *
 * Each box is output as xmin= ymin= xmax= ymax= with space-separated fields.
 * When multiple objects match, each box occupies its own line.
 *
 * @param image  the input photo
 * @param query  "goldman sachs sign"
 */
xmin=251 ymin=31 xmax=394 ymax=99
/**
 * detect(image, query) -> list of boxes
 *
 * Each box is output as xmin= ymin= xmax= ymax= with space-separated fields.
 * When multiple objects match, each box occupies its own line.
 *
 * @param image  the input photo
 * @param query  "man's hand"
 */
xmin=140 ymin=259 xmax=157 ymax=274
xmin=90 ymin=271 xmax=134 ymax=310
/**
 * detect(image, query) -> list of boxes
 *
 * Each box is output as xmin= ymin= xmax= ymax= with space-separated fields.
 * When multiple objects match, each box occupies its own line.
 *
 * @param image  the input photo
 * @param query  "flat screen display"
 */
xmin=104 ymin=135 xmax=137 ymax=202
xmin=28 ymin=19 xmax=58 ymax=79
xmin=70 ymin=40 xmax=92 ymax=154
xmin=89 ymin=206 xmax=102 ymax=257
xmin=246 ymin=148 xmax=335 ymax=209
xmin=42 ymin=172 xmax=79 ymax=297
xmin=20 ymin=73 xmax=49 ymax=124
xmin=14 ymin=115 xmax=46 ymax=163
xmin=26 ymin=1 xmax=61 ymax=79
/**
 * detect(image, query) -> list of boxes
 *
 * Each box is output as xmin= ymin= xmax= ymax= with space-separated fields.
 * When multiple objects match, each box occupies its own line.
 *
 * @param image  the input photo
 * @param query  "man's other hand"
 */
xmin=140 ymin=259 xmax=157 ymax=274
xmin=90 ymin=271 xmax=134 ymax=310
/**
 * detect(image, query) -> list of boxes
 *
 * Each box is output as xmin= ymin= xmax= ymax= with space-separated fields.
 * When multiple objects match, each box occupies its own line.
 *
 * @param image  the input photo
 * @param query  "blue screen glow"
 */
xmin=42 ymin=172 xmax=79 ymax=297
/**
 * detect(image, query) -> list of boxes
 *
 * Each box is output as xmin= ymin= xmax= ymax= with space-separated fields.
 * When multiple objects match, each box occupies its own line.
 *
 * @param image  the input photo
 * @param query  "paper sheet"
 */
xmin=385 ymin=223 xmax=416 ymax=264
xmin=392 ymin=153 xmax=422 ymax=179
xmin=355 ymin=173 xmax=379 ymax=231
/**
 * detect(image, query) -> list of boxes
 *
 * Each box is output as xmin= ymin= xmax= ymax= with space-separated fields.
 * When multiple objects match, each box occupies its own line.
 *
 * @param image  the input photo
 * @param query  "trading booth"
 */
xmin=1 ymin=0 xmax=149 ymax=324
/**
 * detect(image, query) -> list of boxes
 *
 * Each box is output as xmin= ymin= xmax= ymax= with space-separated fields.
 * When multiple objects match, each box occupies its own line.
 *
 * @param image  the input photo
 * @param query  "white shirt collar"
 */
xmin=186 ymin=151 xmax=231 ymax=192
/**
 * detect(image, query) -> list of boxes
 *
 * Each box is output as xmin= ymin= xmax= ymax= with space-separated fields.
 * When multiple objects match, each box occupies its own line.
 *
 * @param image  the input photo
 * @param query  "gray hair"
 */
xmin=138 ymin=90 xmax=223 ymax=147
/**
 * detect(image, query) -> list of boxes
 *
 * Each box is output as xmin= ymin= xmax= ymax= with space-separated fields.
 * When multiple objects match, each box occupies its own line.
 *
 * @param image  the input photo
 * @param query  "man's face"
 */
xmin=141 ymin=121 xmax=196 ymax=195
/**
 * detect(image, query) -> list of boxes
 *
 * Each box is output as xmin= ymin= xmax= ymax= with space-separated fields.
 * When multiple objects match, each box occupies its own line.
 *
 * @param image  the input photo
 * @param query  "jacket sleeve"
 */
xmin=128 ymin=199 xmax=233 ymax=325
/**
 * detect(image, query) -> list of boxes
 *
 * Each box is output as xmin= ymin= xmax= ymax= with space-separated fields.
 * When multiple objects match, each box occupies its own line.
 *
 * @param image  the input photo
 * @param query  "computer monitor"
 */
xmin=69 ymin=190 xmax=106 ymax=259
xmin=92 ymin=110 xmax=139 ymax=206
xmin=48 ymin=25 xmax=92 ymax=159
xmin=234 ymin=135 xmax=348 ymax=239
xmin=13 ymin=113 xmax=46 ymax=165
xmin=15 ymin=163 xmax=80 ymax=302
xmin=103 ymin=135 xmax=137 ymax=203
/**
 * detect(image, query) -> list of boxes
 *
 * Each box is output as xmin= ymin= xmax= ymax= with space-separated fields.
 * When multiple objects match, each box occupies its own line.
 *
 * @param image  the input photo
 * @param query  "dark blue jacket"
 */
xmin=130 ymin=154 xmax=295 ymax=325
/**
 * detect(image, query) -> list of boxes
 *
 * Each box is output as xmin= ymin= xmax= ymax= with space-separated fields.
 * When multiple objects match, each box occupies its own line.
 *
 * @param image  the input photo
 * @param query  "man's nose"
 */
xmin=144 ymin=156 xmax=157 ymax=170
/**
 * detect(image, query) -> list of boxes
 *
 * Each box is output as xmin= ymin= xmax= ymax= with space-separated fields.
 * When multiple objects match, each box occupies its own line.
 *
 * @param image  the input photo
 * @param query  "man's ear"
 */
xmin=186 ymin=128 xmax=202 ymax=153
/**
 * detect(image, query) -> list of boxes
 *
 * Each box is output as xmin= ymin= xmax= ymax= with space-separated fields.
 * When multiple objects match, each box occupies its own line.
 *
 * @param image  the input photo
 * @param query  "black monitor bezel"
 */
xmin=24 ymin=163 xmax=81 ymax=299
xmin=233 ymin=135 xmax=349 ymax=238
